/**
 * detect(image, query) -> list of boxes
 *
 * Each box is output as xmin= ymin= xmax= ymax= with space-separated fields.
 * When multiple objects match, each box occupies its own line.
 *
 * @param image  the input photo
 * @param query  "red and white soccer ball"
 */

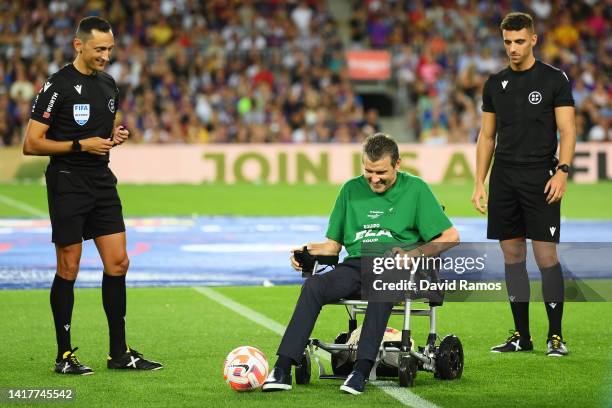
xmin=223 ymin=346 xmax=269 ymax=391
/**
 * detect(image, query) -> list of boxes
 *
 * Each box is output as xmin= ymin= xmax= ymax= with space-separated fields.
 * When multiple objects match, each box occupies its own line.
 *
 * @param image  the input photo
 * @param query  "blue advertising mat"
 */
xmin=0 ymin=217 xmax=611 ymax=289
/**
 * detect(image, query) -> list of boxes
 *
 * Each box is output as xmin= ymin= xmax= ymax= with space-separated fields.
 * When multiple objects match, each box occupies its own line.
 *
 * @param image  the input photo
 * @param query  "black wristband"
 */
xmin=71 ymin=139 xmax=82 ymax=152
xmin=556 ymin=164 xmax=570 ymax=173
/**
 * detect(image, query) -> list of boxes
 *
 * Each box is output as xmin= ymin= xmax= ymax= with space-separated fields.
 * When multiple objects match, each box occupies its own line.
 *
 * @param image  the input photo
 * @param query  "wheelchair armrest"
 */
xmin=313 ymin=254 xmax=339 ymax=266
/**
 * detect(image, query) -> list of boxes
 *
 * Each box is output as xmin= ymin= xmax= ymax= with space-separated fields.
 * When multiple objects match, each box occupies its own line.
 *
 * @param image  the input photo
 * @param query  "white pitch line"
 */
xmin=193 ymin=286 xmax=441 ymax=408
xmin=371 ymin=380 xmax=442 ymax=408
xmin=0 ymin=193 xmax=46 ymax=217
xmin=194 ymin=286 xmax=287 ymax=334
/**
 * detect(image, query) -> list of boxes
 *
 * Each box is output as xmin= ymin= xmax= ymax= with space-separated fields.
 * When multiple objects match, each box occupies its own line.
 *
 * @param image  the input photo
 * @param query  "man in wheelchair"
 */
xmin=262 ymin=133 xmax=460 ymax=395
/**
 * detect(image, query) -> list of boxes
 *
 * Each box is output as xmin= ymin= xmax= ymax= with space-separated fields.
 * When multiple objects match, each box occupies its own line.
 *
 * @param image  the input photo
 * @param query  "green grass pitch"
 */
xmin=1 ymin=181 xmax=611 ymax=407
xmin=0 ymin=287 xmax=610 ymax=407
xmin=0 ymin=181 xmax=611 ymax=218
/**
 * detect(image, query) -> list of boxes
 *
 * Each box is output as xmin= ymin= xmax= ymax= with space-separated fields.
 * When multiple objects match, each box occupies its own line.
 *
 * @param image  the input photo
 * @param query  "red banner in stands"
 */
xmin=346 ymin=50 xmax=391 ymax=80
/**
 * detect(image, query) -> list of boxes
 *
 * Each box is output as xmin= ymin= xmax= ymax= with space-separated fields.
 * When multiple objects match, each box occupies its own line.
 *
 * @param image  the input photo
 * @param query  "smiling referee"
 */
xmin=471 ymin=12 xmax=576 ymax=357
xmin=23 ymin=16 xmax=162 ymax=374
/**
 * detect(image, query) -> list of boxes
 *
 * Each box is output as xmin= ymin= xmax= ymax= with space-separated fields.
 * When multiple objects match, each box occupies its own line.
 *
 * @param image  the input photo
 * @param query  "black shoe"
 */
xmin=340 ymin=370 xmax=366 ymax=395
xmin=107 ymin=347 xmax=163 ymax=370
xmin=262 ymin=367 xmax=292 ymax=391
xmin=54 ymin=348 xmax=94 ymax=375
xmin=490 ymin=330 xmax=533 ymax=353
xmin=546 ymin=335 xmax=569 ymax=357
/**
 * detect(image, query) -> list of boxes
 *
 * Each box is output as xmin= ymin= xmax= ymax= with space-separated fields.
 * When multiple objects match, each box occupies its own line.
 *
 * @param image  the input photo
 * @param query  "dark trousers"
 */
xmin=277 ymin=258 xmax=394 ymax=363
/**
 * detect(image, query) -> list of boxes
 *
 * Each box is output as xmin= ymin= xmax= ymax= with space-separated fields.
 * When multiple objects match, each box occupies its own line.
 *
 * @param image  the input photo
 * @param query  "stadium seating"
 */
xmin=0 ymin=1 xmax=609 ymax=146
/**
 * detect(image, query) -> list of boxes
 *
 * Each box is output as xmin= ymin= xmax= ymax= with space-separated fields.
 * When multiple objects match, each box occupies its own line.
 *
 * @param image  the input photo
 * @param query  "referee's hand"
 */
xmin=80 ymin=137 xmax=114 ymax=155
xmin=544 ymin=171 xmax=567 ymax=204
xmin=471 ymin=183 xmax=488 ymax=214
xmin=112 ymin=125 xmax=129 ymax=146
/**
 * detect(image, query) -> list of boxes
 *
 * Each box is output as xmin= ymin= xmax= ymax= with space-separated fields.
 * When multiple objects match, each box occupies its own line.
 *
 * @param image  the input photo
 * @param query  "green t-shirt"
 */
xmin=326 ymin=172 xmax=452 ymax=259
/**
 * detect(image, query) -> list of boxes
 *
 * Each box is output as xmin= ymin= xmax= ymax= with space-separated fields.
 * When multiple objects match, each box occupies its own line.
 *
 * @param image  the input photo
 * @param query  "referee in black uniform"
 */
xmin=471 ymin=12 xmax=576 ymax=357
xmin=23 ymin=17 xmax=162 ymax=374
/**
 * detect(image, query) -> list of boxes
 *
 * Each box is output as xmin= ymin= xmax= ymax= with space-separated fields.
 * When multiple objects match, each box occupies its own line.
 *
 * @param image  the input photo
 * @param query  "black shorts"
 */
xmin=487 ymin=162 xmax=560 ymax=243
xmin=45 ymin=164 xmax=125 ymax=246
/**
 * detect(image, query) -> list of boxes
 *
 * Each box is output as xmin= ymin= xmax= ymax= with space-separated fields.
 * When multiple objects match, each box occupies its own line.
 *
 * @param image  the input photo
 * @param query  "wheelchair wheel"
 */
xmin=295 ymin=351 xmax=311 ymax=385
xmin=331 ymin=332 xmax=354 ymax=376
xmin=435 ymin=335 xmax=463 ymax=380
xmin=398 ymin=354 xmax=418 ymax=387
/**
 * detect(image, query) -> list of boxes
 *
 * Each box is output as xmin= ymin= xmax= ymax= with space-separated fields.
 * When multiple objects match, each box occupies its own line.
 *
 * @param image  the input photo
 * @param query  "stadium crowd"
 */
xmin=1 ymin=0 xmax=609 ymax=146
xmin=353 ymin=0 xmax=610 ymax=143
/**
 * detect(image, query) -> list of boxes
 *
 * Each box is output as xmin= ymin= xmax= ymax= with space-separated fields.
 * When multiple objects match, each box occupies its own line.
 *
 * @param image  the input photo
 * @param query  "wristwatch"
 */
xmin=556 ymin=164 xmax=570 ymax=173
xmin=71 ymin=139 xmax=82 ymax=152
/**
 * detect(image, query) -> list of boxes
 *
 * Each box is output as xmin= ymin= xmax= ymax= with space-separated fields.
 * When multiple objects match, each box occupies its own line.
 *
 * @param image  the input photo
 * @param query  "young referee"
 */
xmin=23 ymin=16 xmax=162 ymax=374
xmin=471 ymin=12 xmax=576 ymax=357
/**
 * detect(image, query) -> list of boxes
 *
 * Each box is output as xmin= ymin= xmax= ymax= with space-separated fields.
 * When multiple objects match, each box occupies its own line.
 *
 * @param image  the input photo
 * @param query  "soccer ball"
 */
xmin=223 ymin=346 xmax=269 ymax=391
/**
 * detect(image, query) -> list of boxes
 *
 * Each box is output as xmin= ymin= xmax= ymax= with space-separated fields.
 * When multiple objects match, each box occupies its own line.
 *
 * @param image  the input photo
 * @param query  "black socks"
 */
xmin=505 ymin=261 xmax=531 ymax=338
xmin=52 ymin=273 xmax=130 ymax=360
xmin=50 ymin=274 xmax=76 ymax=361
xmin=540 ymin=263 xmax=564 ymax=339
xmin=102 ymin=274 xmax=127 ymax=358
xmin=505 ymin=261 xmax=565 ymax=340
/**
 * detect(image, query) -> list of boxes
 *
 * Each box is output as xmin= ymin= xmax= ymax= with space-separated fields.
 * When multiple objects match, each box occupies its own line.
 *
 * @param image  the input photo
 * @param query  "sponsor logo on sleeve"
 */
xmin=108 ymin=98 xmax=115 ymax=113
xmin=43 ymin=92 xmax=59 ymax=119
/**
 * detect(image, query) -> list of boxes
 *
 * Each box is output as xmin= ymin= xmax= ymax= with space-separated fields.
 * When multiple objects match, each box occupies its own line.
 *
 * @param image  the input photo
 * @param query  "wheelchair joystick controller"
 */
xmin=294 ymin=246 xmax=339 ymax=278
xmin=294 ymin=246 xmax=316 ymax=278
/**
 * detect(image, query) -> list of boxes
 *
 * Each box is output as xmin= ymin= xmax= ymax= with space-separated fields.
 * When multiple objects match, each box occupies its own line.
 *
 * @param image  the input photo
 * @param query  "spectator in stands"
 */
xmin=358 ymin=108 xmax=381 ymax=137
xmin=1 ymin=1 xmax=609 ymax=146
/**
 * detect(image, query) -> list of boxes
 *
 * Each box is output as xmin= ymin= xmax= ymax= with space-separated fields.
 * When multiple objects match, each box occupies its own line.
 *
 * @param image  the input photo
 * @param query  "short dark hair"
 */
xmin=363 ymin=133 xmax=399 ymax=166
xmin=76 ymin=16 xmax=112 ymax=40
xmin=500 ymin=12 xmax=534 ymax=32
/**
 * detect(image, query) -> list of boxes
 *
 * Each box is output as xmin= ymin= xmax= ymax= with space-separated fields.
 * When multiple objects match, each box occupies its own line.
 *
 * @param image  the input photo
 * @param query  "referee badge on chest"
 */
xmin=73 ymin=104 xmax=90 ymax=126
xmin=528 ymin=91 xmax=542 ymax=105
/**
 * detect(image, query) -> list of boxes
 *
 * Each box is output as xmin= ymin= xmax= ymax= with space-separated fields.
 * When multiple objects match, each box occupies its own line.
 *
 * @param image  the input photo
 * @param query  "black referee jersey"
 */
xmin=482 ymin=60 xmax=574 ymax=166
xmin=30 ymin=63 xmax=119 ymax=168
